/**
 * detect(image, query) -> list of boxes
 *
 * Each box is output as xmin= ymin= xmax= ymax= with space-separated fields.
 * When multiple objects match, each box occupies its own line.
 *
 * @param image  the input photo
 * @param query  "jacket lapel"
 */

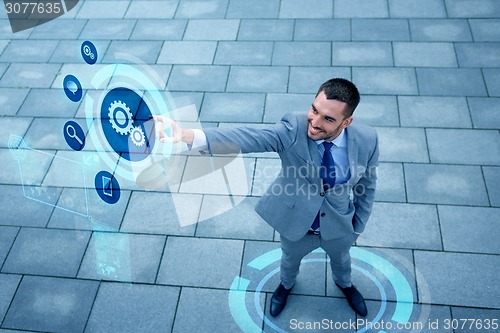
xmin=346 ymin=126 xmax=359 ymax=185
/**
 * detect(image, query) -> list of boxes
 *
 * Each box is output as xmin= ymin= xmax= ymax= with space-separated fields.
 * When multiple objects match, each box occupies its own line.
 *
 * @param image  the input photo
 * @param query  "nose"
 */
xmin=311 ymin=116 xmax=320 ymax=128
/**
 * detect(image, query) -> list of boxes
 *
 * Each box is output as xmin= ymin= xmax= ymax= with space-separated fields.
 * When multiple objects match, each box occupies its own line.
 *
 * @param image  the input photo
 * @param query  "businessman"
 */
xmin=155 ymin=78 xmax=379 ymax=317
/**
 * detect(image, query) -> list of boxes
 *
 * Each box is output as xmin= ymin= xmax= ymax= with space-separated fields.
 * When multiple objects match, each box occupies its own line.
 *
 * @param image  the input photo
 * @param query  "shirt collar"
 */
xmin=315 ymin=129 xmax=346 ymax=148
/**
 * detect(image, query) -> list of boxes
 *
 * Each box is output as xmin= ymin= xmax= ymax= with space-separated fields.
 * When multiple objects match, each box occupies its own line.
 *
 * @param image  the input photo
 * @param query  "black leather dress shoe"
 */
xmin=336 ymin=283 xmax=368 ymax=317
xmin=270 ymin=283 xmax=292 ymax=317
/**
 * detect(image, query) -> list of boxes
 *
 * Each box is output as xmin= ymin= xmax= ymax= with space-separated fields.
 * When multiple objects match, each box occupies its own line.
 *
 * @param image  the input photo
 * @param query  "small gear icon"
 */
xmin=108 ymin=100 xmax=134 ymax=135
xmin=129 ymin=126 xmax=145 ymax=147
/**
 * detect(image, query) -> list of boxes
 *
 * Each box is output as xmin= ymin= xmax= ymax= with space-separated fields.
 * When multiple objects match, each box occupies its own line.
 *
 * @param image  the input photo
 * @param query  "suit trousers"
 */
xmin=280 ymin=232 xmax=357 ymax=290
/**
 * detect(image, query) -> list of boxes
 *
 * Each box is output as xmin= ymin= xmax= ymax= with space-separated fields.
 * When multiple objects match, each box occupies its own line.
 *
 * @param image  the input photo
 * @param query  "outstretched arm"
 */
xmin=154 ymin=113 xmax=301 ymax=155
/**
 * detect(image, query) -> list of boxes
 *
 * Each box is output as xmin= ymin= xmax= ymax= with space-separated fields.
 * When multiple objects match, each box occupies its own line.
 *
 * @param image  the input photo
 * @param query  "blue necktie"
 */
xmin=311 ymin=142 xmax=336 ymax=231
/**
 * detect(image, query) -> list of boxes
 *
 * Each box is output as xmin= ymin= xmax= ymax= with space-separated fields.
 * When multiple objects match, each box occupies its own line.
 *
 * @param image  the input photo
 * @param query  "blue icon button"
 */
xmin=63 ymin=121 xmax=86 ymax=151
xmin=81 ymin=41 xmax=98 ymax=65
xmin=95 ymin=171 xmax=120 ymax=204
xmin=63 ymin=74 xmax=83 ymax=102
xmin=100 ymin=87 xmax=155 ymax=162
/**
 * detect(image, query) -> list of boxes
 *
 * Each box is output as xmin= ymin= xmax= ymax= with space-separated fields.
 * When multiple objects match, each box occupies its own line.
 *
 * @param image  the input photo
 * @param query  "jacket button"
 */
xmin=320 ymin=192 xmax=325 ymax=197
xmin=320 ymin=213 xmax=326 ymax=217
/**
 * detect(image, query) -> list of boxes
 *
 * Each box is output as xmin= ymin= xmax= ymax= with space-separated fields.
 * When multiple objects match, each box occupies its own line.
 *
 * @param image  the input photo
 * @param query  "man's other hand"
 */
xmin=153 ymin=116 xmax=194 ymax=145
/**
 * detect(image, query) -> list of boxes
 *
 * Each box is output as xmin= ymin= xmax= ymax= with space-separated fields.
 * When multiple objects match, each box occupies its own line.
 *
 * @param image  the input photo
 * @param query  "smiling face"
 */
xmin=307 ymin=91 xmax=353 ymax=141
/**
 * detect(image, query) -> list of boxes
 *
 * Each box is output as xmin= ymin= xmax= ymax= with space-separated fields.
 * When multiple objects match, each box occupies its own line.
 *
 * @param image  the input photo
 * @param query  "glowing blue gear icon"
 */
xmin=129 ymin=126 xmax=145 ymax=147
xmin=108 ymin=100 xmax=134 ymax=135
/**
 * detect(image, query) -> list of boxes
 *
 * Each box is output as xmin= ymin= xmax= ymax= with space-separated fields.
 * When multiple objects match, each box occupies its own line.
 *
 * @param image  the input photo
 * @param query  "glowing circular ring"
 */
xmin=229 ymin=247 xmax=415 ymax=333
xmin=85 ymin=64 xmax=173 ymax=181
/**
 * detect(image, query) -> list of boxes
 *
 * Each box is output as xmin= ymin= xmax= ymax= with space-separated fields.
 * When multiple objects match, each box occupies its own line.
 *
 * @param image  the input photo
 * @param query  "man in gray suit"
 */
xmin=156 ymin=78 xmax=379 ymax=317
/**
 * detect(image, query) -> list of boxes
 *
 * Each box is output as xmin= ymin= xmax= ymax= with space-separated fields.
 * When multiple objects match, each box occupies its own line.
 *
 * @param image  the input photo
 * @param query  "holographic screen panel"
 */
xmin=8 ymin=134 xmax=115 ymax=226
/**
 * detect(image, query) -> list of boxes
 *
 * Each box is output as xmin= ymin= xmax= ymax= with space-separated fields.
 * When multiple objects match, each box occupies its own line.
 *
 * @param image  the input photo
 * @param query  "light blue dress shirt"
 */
xmin=315 ymin=129 xmax=350 ymax=185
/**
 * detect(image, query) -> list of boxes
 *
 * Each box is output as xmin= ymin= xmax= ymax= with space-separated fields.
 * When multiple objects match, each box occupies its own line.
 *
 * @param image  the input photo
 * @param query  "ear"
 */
xmin=342 ymin=116 xmax=353 ymax=128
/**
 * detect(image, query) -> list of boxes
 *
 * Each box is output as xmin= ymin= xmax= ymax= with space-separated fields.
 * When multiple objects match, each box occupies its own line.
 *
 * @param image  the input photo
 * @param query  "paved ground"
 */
xmin=0 ymin=0 xmax=499 ymax=332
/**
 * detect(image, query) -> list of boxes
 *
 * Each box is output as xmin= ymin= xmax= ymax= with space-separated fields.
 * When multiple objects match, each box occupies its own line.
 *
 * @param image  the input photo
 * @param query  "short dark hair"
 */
xmin=316 ymin=78 xmax=360 ymax=118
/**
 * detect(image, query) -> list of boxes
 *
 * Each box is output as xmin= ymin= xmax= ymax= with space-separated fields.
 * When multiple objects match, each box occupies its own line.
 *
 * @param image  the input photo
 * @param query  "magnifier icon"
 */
xmin=63 ymin=121 xmax=85 ymax=151
xmin=66 ymin=124 xmax=83 ymax=145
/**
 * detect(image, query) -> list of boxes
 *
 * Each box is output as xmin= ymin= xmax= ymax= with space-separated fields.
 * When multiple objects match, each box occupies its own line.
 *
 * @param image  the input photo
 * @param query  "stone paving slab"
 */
xmin=173 ymin=287 xmax=264 ymax=333
xmin=214 ymin=41 xmax=273 ymax=66
xmin=439 ymin=205 xmax=500 ymax=254
xmin=2 ymin=276 xmax=98 ymax=332
xmin=415 ymin=251 xmax=500 ymax=308
xmin=238 ymin=19 xmax=294 ymax=41
xmin=288 ymin=66 xmax=352 ymax=94
xmin=450 ymin=307 xmax=500 ymax=333
xmin=273 ymin=42 xmax=331 ymax=66
xmin=0 ymin=40 xmax=58 ymax=63
xmin=17 ymin=88 xmax=81 ymax=118
xmin=376 ymin=127 xmax=429 ymax=163
xmin=159 ymin=41 xmax=217 ymax=65
xmin=416 ymin=68 xmax=488 ymax=97
xmin=394 ymin=42 xmax=457 ymax=67
xmin=405 ymin=163 xmax=490 ymax=206
xmin=375 ymin=162 xmax=406 ymax=202
xmin=78 ymin=232 xmax=165 ymax=283
xmin=389 ymin=0 xmax=447 ymax=18
xmin=175 ymin=0 xmax=228 ymax=19
xmin=0 ymin=63 xmax=61 ymax=88
xmin=196 ymin=196 xmax=275 ymax=241
xmin=0 ymin=274 xmax=21 ymax=324
xmin=456 ymin=43 xmax=500 ymax=68
xmin=167 ymin=65 xmax=229 ymax=92
xmin=295 ymin=19 xmax=350 ymax=41
xmin=201 ymin=92 xmax=265 ymax=122
xmin=227 ymin=0 xmax=280 ymax=19
xmin=281 ymin=0 xmax=333 ymax=19
xmin=398 ymin=96 xmax=472 ymax=128
xmin=468 ymin=97 xmax=500 ymax=129
xmin=157 ymin=236 xmax=244 ymax=288
xmin=353 ymin=95 xmax=399 ymax=127
xmin=469 ymin=19 xmax=500 ymax=42
xmin=427 ymin=129 xmax=500 ymax=165
xmin=0 ymin=184 xmax=58 ymax=227
xmin=121 ymin=191 xmax=198 ymax=235
xmin=483 ymin=166 xmax=500 ymax=207
xmin=409 ymin=19 xmax=473 ymax=42
xmin=47 ymin=187 xmax=131 ymax=232
xmin=102 ymin=40 xmax=163 ymax=64
xmin=0 ymin=88 xmax=29 ymax=116
xmin=358 ymin=203 xmax=442 ymax=250
xmin=353 ymin=67 xmax=418 ymax=95
xmin=264 ymin=93 xmax=311 ymax=123
xmin=131 ymin=19 xmax=187 ymax=41
xmin=332 ymin=42 xmax=393 ymax=67
xmin=226 ymin=66 xmax=289 ymax=93
xmin=483 ymin=69 xmax=500 ymax=97
xmin=0 ymin=227 xmax=18 ymax=268
xmin=2 ymin=228 xmax=90 ymax=277
xmin=445 ymin=0 xmax=500 ymax=18
xmin=85 ymin=282 xmax=180 ymax=333
xmin=351 ymin=19 xmax=410 ymax=41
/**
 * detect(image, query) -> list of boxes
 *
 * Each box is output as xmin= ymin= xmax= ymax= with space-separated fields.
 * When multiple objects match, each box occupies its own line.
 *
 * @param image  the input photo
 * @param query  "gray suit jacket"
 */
xmin=204 ymin=113 xmax=379 ymax=241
